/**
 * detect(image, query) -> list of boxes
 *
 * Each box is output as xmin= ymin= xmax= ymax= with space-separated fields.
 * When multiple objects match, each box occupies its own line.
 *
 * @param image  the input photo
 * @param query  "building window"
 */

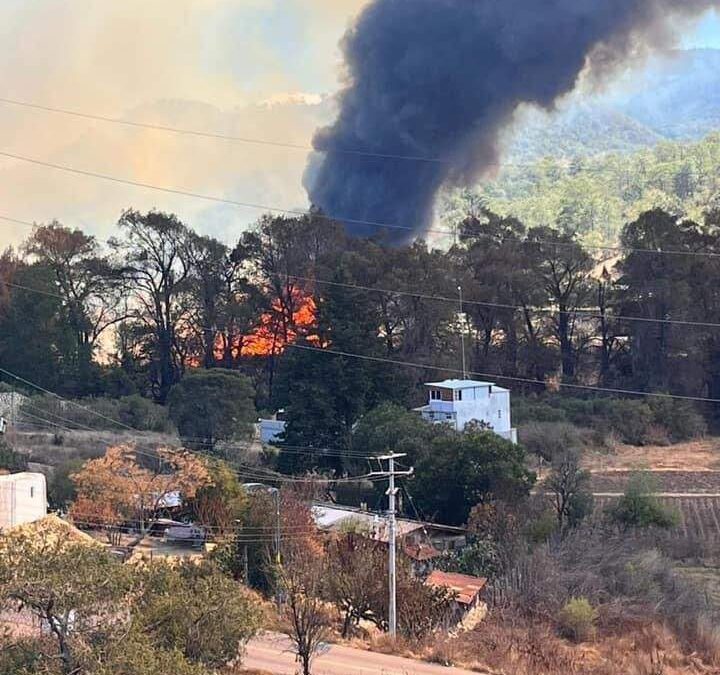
xmin=498 ymin=410 xmax=502 ymax=419
xmin=445 ymin=413 xmax=452 ymax=420
xmin=30 ymin=487 xmax=34 ymax=498
xmin=430 ymin=389 xmax=441 ymax=400
xmin=456 ymin=390 xmax=463 ymax=401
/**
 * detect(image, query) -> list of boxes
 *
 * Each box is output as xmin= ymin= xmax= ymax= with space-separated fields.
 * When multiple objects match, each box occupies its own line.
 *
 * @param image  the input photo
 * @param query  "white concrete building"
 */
xmin=0 ymin=472 xmax=48 ymax=530
xmin=259 ymin=410 xmax=287 ymax=445
xmin=414 ymin=379 xmax=517 ymax=443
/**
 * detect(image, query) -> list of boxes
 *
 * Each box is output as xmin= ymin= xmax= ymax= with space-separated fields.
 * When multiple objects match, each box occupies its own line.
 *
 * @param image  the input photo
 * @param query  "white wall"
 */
xmin=0 ymin=473 xmax=47 ymax=529
xmin=260 ymin=419 xmax=286 ymax=444
xmin=421 ymin=386 xmax=515 ymax=441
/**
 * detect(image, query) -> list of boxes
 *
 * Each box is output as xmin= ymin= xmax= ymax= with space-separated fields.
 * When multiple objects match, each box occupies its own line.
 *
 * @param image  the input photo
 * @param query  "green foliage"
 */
xmin=168 ymin=369 xmax=256 ymax=451
xmin=515 ymin=395 xmax=704 ymax=447
xmin=354 ymin=406 xmax=535 ymax=525
xmin=0 ymin=531 xmax=260 ymax=674
xmin=519 ymin=422 xmax=588 ymax=462
xmin=0 ymin=264 xmax=77 ymax=394
xmin=22 ymin=394 xmax=173 ymax=434
xmin=646 ymin=398 xmax=707 ymax=443
xmin=274 ymin=259 xmax=395 ymax=475
xmin=437 ymin=539 xmax=504 ymax=580
xmin=558 ymin=597 xmax=598 ymax=642
xmin=524 ymin=510 xmax=558 ymax=544
xmin=0 ymin=438 xmax=27 ymax=473
xmin=135 ymin=560 xmax=261 ymax=668
xmin=608 ymin=473 xmax=680 ymax=530
xmin=47 ymin=459 xmax=84 ymax=510
xmin=189 ymin=460 xmax=248 ymax=535
xmin=113 ymin=394 xmax=173 ymax=432
xmin=447 ymin=132 xmax=720 ymax=246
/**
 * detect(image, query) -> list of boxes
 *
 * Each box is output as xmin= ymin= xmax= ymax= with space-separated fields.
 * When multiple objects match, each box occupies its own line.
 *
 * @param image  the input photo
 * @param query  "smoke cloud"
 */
xmin=307 ymin=0 xmax=719 ymax=243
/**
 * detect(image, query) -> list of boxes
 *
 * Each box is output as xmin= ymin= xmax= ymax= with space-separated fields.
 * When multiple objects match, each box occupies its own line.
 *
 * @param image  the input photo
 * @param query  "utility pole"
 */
xmin=458 ymin=285 xmax=467 ymax=379
xmin=371 ymin=453 xmax=413 ymax=638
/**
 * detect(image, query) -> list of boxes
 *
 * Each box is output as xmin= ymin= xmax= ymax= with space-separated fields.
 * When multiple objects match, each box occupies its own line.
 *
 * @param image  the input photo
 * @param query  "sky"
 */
xmin=0 ymin=1 xmax=717 ymax=249
xmin=684 ymin=9 xmax=720 ymax=48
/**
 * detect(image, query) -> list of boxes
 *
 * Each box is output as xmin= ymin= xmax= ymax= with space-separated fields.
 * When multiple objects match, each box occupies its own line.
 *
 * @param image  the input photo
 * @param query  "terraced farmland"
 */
xmin=594 ymin=495 xmax=720 ymax=540
xmin=589 ymin=471 xmax=720 ymax=495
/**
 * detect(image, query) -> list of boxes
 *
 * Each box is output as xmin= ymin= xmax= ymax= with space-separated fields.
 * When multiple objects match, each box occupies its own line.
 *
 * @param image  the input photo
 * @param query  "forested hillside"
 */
xmin=444 ymin=132 xmax=720 ymax=246
xmin=441 ymin=49 xmax=720 ymax=246
xmin=504 ymin=49 xmax=720 ymax=163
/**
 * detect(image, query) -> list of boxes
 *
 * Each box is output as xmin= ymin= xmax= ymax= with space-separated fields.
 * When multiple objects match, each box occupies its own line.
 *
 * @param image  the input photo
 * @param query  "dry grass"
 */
xmin=9 ymin=429 xmax=183 ymax=468
xmin=584 ymin=439 xmax=720 ymax=473
xmin=444 ymin=614 xmax=717 ymax=675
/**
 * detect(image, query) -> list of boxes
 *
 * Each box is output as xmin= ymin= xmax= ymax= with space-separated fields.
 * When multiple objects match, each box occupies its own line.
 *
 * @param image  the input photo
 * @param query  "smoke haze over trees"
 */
xmin=2 ymin=204 xmax=720 ymax=444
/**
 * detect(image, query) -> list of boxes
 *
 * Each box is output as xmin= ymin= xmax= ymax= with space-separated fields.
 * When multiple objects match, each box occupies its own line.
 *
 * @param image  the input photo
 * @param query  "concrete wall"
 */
xmin=0 ymin=473 xmax=47 ymax=529
xmin=421 ymin=386 xmax=516 ymax=441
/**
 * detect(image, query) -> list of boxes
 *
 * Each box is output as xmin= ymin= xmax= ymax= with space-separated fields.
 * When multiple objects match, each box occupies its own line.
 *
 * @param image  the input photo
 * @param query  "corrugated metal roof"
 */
xmin=425 ymin=570 xmax=487 ymax=605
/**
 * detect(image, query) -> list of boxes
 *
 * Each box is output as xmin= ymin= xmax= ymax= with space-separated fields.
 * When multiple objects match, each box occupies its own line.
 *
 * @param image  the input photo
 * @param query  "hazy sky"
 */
xmin=684 ymin=9 xmax=720 ymax=47
xmin=0 ymin=1 xmax=716 ymax=249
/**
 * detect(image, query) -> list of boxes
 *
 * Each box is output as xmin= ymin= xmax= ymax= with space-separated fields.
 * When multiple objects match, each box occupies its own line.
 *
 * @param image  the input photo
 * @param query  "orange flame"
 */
xmin=215 ymin=289 xmax=318 ymax=360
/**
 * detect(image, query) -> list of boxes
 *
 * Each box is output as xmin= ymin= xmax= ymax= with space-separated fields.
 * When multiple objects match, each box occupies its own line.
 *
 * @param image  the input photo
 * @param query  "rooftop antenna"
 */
xmin=458 ymin=285 xmax=467 ymax=380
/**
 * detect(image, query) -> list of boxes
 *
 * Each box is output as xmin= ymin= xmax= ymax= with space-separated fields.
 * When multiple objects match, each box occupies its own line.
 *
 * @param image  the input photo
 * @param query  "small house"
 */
xmin=425 ymin=570 xmax=487 ymax=621
xmin=414 ymin=379 xmax=517 ymax=443
xmin=311 ymin=502 xmax=467 ymax=573
xmin=0 ymin=472 xmax=47 ymax=530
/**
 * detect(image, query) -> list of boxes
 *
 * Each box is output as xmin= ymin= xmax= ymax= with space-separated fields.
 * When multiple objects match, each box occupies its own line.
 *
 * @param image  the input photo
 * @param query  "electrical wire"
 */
xmin=285 ymin=274 xmax=720 ymax=330
xmin=0 ymin=365 xmax=383 ymax=484
xmin=286 ymin=342 xmax=720 ymax=405
xmin=0 ymin=96 xmax=446 ymax=164
xmin=6 ymin=262 xmax=720 ymax=334
xmin=1 ymin=149 xmax=720 ymax=259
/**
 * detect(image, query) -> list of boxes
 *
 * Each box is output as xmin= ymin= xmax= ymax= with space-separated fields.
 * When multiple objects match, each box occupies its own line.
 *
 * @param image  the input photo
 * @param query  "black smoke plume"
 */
xmin=306 ymin=0 xmax=717 ymax=243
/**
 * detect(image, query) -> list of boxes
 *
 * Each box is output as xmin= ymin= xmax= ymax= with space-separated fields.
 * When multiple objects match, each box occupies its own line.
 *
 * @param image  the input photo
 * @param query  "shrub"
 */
xmin=512 ymin=398 xmax=568 ymax=425
xmin=437 ymin=539 xmax=504 ymax=580
xmin=608 ymin=473 xmax=679 ymax=530
xmin=525 ymin=510 xmax=558 ymax=544
xmin=647 ymin=398 xmax=706 ymax=443
xmin=21 ymin=394 xmax=173 ymax=434
xmin=0 ymin=438 xmax=28 ymax=472
xmin=558 ymin=597 xmax=598 ymax=642
xmin=515 ymin=395 xmax=707 ymax=447
xmin=592 ymin=399 xmax=653 ymax=445
xmin=519 ymin=421 xmax=587 ymax=462
xmin=115 ymin=394 xmax=173 ymax=433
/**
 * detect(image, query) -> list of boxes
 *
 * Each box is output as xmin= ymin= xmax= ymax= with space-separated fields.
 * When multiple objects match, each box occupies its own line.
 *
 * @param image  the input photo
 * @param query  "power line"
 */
xmin=1 ymin=149 xmax=720 ymax=259
xmin=6 ymin=261 xmax=720 ymax=333
xmin=0 ymin=365 xmax=380 ymax=481
xmin=0 ymin=365 xmax=137 ymax=433
xmin=0 ymin=96 xmax=446 ymax=165
xmin=2 ymin=96 xmax=712 ymax=174
xmin=287 ymin=274 xmax=720 ymax=330
xmin=286 ymin=343 xmax=720 ymax=405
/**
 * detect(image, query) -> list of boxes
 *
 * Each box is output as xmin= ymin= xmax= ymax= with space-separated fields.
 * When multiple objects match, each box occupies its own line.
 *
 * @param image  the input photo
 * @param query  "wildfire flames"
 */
xmin=215 ymin=290 xmax=318 ymax=360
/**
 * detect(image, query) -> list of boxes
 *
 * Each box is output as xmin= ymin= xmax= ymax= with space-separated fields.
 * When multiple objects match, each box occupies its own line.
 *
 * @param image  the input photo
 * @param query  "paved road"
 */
xmin=244 ymin=632 xmax=478 ymax=675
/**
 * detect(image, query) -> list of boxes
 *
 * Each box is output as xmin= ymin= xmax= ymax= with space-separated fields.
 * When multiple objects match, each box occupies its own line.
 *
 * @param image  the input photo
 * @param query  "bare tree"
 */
xmin=278 ymin=549 xmax=332 ymax=675
xmin=325 ymin=533 xmax=386 ymax=636
xmin=545 ymin=449 xmax=593 ymax=532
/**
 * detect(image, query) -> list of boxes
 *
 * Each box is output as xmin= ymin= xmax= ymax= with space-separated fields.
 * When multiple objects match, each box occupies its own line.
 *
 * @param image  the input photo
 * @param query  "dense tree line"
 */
xmin=2 ymin=204 xmax=720 ymax=447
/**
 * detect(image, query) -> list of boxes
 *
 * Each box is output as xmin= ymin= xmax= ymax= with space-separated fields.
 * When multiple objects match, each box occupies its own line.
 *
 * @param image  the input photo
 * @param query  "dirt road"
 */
xmin=244 ymin=632 xmax=478 ymax=675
